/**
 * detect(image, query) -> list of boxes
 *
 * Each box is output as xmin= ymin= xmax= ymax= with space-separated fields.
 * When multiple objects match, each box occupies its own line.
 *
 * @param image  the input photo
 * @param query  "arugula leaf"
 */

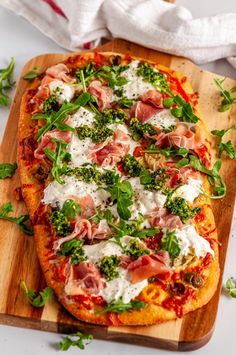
xmin=0 ymin=162 xmax=17 ymax=179
xmin=225 ymin=277 xmax=236 ymax=298
xmin=34 ymin=92 xmax=92 ymax=141
xmin=214 ymin=78 xmax=236 ymax=112
xmin=23 ymin=70 xmax=39 ymax=80
xmin=0 ymin=202 xmax=33 ymax=235
xmin=176 ymin=155 xmax=226 ymax=199
xmin=161 ymin=229 xmax=181 ymax=259
xmin=43 ymin=139 xmax=71 ymax=184
xmin=21 ymin=280 xmax=53 ymax=307
xmin=0 ymin=57 xmax=15 ymax=107
xmin=211 ymin=125 xmax=236 ymax=159
xmin=170 ymin=95 xmax=199 ymax=123
xmin=97 ymin=297 xmax=147 ymax=314
xmin=105 ymin=180 xmax=133 ymax=220
xmin=116 ymin=97 xmax=134 ymax=108
xmin=61 ymin=199 xmax=81 ymax=219
xmin=143 ymin=145 xmax=189 ymax=158
xmin=59 ymin=332 xmax=93 ymax=351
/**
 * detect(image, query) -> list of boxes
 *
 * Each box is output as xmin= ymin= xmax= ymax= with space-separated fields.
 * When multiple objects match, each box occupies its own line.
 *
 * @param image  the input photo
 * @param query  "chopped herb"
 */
xmin=99 ymin=255 xmax=120 ymax=281
xmin=0 ymin=162 xmax=17 ymax=179
xmin=225 ymin=278 xmax=236 ymax=298
xmin=51 ymin=210 xmax=70 ymax=236
xmin=42 ymin=94 xmax=59 ymax=115
xmin=105 ymin=179 xmax=133 ymax=220
xmin=58 ymin=239 xmax=87 ymax=265
xmin=139 ymin=168 xmax=167 ymax=191
xmin=176 ymin=155 xmax=226 ymax=199
xmin=0 ymin=202 xmax=33 ymax=235
xmin=214 ymin=78 xmax=236 ymax=112
xmin=165 ymin=196 xmax=201 ymax=224
xmin=97 ymin=297 xmax=147 ymax=314
xmin=130 ymin=117 xmax=156 ymax=141
xmin=211 ymin=125 xmax=236 ymax=159
xmin=77 ymin=124 xmax=113 ymax=143
xmin=34 ymin=92 xmax=92 ymax=141
xmin=23 ymin=69 xmax=39 ymax=80
xmin=161 ymin=229 xmax=181 ymax=259
xmin=59 ymin=332 xmax=93 ymax=351
xmin=0 ymin=57 xmax=15 ymax=106
xmin=43 ymin=138 xmax=71 ymax=184
xmin=101 ymin=169 xmax=120 ymax=186
xmin=95 ymin=108 xmax=126 ymax=128
xmin=20 ymin=280 xmax=53 ymax=307
xmin=137 ymin=61 xmax=170 ymax=93
xmin=125 ymin=239 xmax=150 ymax=259
xmin=123 ymin=154 xmax=144 ymax=177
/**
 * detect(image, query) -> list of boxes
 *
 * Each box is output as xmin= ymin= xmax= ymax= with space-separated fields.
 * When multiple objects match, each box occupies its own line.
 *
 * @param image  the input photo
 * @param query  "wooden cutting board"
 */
xmin=0 ymin=39 xmax=236 ymax=351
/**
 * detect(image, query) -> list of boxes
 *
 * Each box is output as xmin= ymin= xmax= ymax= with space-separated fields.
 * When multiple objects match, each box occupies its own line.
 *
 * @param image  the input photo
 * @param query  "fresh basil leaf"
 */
xmin=214 ymin=78 xmax=236 ymax=112
xmin=0 ymin=162 xmax=17 ymax=179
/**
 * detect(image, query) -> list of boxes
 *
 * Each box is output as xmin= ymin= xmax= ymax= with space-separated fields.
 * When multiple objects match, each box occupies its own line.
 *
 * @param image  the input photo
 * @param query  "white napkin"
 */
xmin=1 ymin=0 xmax=236 ymax=69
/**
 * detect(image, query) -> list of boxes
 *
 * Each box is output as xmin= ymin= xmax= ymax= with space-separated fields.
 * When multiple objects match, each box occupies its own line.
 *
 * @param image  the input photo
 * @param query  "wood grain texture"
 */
xmin=0 ymin=39 xmax=235 ymax=351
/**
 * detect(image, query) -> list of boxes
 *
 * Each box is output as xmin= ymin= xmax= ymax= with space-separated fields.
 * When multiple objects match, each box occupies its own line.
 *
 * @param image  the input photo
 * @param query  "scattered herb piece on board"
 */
xmin=214 ymin=78 xmax=236 ymax=112
xmin=225 ymin=278 xmax=236 ymax=298
xmin=0 ymin=57 xmax=15 ymax=106
xmin=0 ymin=202 xmax=33 ymax=235
xmin=0 ymin=162 xmax=17 ymax=179
xmin=211 ymin=125 xmax=236 ymax=159
xmin=23 ymin=67 xmax=40 ymax=80
xmin=20 ymin=280 xmax=53 ymax=307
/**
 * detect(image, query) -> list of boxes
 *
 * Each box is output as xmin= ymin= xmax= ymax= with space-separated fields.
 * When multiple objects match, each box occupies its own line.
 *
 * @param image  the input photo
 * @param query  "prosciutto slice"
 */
xmin=127 ymin=251 xmax=172 ymax=283
xmin=89 ymin=128 xmax=130 ymax=167
xmin=65 ymin=262 xmax=105 ymax=296
xmin=149 ymin=208 xmax=183 ymax=230
xmin=88 ymin=80 xmax=114 ymax=111
xmin=46 ymin=63 xmax=76 ymax=83
xmin=34 ymin=129 xmax=72 ymax=159
xmin=129 ymin=89 xmax=164 ymax=123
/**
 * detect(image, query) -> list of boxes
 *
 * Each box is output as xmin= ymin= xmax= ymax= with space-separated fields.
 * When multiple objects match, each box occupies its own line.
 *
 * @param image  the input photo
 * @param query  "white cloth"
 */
xmin=1 ymin=0 xmax=236 ymax=69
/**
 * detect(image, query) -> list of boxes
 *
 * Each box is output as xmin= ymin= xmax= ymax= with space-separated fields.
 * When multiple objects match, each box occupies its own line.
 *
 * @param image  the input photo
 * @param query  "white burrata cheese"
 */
xmin=174 ymin=225 xmax=214 ymax=259
xmin=42 ymin=176 xmax=110 ymax=208
xmin=49 ymin=80 xmax=75 ymax=104
xmin=148 ymin=109 xmax=177 ymax=129
xmin=67 ymin=107 xmax=96 ymax=128
xmin=120 ymin=60 xmax=155 ymax=99
xmin=66 ymin=135 xmax=92 ymax=167
xmin=83 ymin=236 xmax=148 ymax=303
xmin=172 ymin=177 xmax=202 ymax=203
xmin=128 ymin=177 xmax=167 ymax=218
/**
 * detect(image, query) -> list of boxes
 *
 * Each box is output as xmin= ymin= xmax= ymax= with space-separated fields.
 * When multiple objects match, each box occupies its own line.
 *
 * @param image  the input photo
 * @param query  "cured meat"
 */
xmin=34 ymin=129 xmax=72 ymax=159
xmin=89 ymin=128 xmax=130 ymax=167
xmin=129 ymin=90 xmax=163 ymax=123
xmin=88 ymin=80 xmax=114 ymax=111
xmin=149 ymin=208 xmax=183 ymax=229
xmin=127 ymin=252 xmax=172 ymax=283
xmin=46 ymin=63 xmax=75 ymax=83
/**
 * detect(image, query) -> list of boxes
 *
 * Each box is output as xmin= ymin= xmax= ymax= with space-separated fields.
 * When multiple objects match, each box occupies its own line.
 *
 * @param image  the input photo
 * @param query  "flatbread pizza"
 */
xmin=18 ymin=52 xmax=220 ymax=326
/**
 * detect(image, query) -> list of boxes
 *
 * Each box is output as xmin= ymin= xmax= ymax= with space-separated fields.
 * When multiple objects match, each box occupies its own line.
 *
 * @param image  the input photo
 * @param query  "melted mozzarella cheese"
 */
xmin=67 ymin=107 xmax=96 ymax=128
xmin=128 ymin=177 xmax=167 ymax=219
xmin=120 ymin=60 xmax=155 ymax=99
xmin=172 ymin=177 xmax=202 ymax=203
xmin=148 ymin=109 xmax=177 ymax=129
xmin=49 ymin=80 xmax=75 ymax=104
xmin=67 ymin=135 xmax=92 ymax=167
xmin=83 ymin=236 xmax=148 ymax=303
xmin=42 ymin=176 xmax=110 ymax=208
xmin=174 ymin=225 xmax=214 ymax=259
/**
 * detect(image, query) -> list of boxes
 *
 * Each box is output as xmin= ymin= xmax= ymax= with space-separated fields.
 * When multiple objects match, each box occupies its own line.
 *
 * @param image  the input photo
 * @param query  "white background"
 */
xmin=0 ymin=1 xmax=236 ymax=354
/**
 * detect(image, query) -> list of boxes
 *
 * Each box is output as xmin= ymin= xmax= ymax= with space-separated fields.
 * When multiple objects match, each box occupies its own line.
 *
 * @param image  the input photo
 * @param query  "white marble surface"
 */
xmin=0 ymin=1 xmax=236 ymax=354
